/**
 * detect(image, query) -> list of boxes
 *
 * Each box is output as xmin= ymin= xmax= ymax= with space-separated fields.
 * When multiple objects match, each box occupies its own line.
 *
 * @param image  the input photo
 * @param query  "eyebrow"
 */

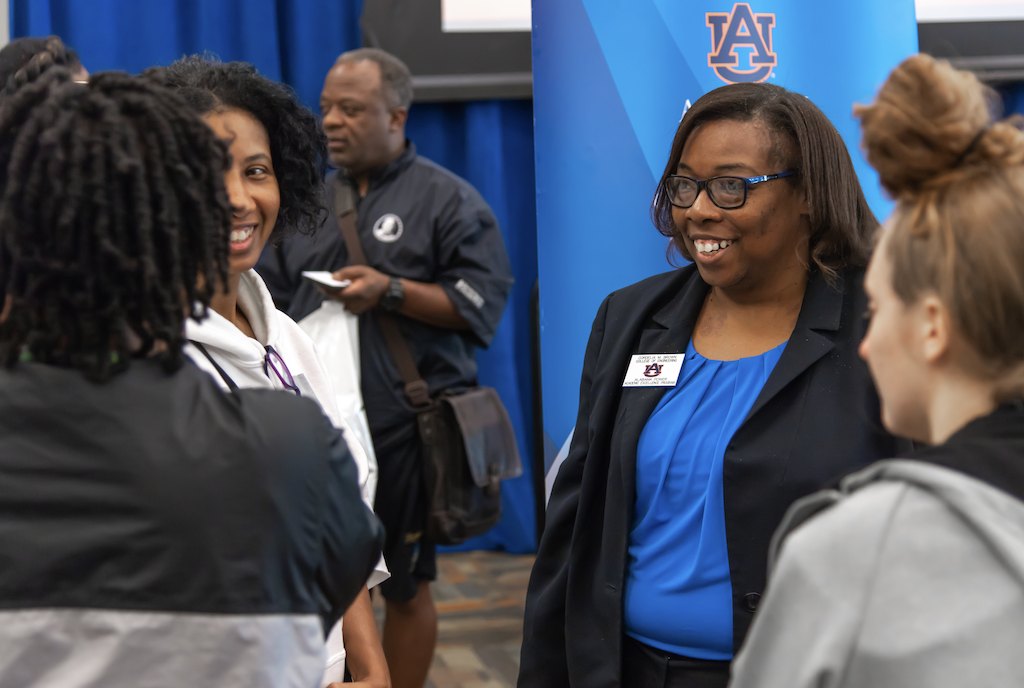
xmin=677 ymin=162 xmax=754 ymax=174
xmin=243 ymin=153 xmax=272 ymax=164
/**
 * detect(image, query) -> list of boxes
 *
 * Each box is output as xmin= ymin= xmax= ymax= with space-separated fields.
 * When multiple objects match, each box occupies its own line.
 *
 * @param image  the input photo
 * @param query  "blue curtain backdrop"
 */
xmin=999 ymin=83 xmax=1024 ymax=119
xmin=12 ymin=0 xmax=538 ymax=553
xmin=408 ymin=101 xmax=538 ymax=554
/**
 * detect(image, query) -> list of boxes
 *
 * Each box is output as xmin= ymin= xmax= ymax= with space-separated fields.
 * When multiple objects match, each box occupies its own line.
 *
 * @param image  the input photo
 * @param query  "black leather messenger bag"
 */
xmin=334 ymin=179 xmax=522 ymax=545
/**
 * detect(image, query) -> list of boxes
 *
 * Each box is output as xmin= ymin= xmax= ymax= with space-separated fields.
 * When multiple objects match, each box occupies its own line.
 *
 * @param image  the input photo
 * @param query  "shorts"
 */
xmin=372 ymin=422 xmax=437 ymax=602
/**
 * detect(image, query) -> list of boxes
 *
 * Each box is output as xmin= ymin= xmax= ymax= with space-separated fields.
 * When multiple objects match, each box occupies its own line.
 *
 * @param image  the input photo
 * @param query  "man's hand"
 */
xmin=323 ymin=265 xmax=390 ymax=315
xmin=321 ymin=265 xmax=471 ymax=331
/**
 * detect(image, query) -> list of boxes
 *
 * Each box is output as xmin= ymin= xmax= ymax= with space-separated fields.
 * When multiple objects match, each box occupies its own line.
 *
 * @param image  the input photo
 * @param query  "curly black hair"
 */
xmin=0 ymin=67 xmax=233 ymax=380
xmin=159 ymin=56 xmax=328 ymax=240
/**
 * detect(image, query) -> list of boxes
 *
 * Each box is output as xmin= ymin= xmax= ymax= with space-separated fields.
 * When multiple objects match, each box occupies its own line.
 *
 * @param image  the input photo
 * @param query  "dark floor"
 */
xmin=373 ymin=551 xmax=534 ymax=688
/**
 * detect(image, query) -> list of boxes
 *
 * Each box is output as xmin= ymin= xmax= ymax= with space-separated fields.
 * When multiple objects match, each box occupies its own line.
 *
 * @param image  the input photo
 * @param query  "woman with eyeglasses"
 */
xmin=160 ymin=57 xmax=391 ymax=688
xmin=519 ymin=83 xmax=908 ymax=688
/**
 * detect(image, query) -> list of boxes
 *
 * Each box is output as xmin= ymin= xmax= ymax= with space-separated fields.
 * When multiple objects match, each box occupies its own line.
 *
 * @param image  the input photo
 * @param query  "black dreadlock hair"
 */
xmin=0 ymin=67 xmax=233 ymax=381
xmin=159 ymin=56 xmax=328 ymax=241
xmin=0 ymin=36 xmax=83 ymax=96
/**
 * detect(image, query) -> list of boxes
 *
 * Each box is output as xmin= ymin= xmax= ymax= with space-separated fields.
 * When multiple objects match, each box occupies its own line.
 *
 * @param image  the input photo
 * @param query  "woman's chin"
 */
xmin=692 ymin=262 xmax=740 ymax=290
xmin=228 ymin=241 xmax=269 ymax=276
xmin=227 ymin=254 xmax=260 ymax=277
xmin=881 ymin=406 xmax=929 ymax=446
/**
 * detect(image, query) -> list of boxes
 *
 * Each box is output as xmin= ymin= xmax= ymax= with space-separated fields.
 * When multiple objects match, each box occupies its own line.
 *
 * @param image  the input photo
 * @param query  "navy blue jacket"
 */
xmin=258 ymin=144 xmax=514 ymax=445
xmin=0 ymin=359 xmax=384 ymax=687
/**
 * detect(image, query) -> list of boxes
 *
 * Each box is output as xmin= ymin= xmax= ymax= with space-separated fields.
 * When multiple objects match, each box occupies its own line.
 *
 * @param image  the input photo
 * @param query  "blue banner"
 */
xmin=533 ymin=0 xmax=919 ymax=482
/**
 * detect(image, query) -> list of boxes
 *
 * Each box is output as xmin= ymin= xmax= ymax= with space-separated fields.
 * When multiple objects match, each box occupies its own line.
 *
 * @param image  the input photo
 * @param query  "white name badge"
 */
xmin=622 ymin=354 xmax=684 ymax=387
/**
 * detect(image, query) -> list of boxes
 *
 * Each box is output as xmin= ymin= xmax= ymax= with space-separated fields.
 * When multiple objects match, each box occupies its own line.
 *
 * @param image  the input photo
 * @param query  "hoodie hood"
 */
xmin=186 ymin=270 xmax=280 ymax=368
xmin=844 ymin=458 xmax=1024 ymax=590
xmin=770 ymin=402 xmax=1024 ymax=585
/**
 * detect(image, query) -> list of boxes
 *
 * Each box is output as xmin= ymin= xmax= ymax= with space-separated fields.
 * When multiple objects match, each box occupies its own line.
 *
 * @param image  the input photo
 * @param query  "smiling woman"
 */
xmin=157 ymin=56 xmax=392 ymax=688
xmin=203 ymin=107 xmax=281 ymax=288
xmin=519 ymin=82 xmax=909 ymax=688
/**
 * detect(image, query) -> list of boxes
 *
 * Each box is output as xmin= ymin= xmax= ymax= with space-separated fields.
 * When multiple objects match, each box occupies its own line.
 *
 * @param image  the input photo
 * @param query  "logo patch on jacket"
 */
xmin=455 ymin=278 xmax=485 ymax=309
xmin=372 ymin=214 xmax=404 ymax=243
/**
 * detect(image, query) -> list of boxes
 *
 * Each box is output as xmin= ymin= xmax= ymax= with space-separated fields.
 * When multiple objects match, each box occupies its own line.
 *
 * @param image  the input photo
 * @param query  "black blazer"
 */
xmin=518 ymin=265 xmax=909 ymax=688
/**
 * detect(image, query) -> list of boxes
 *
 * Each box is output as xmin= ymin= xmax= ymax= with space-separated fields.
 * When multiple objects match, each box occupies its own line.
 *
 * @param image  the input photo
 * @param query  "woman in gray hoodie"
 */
xmin=729 ymin=53 xmax=1024 ymax=688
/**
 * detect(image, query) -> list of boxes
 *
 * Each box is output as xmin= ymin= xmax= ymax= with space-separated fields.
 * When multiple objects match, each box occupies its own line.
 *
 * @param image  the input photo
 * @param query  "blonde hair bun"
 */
xmin=855 ymin=53 xmax=1024 ymax=198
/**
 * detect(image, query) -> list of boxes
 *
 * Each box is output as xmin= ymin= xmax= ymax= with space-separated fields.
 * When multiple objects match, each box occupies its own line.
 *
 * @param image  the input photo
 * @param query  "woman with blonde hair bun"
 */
xmin=729 ymin=53 xmax=1024 ymax=688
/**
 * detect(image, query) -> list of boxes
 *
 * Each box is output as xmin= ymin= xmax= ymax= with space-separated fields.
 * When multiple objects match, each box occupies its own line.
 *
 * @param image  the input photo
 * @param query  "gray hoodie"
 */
xmin=730 ymin=404 xmax=1024 ymax=688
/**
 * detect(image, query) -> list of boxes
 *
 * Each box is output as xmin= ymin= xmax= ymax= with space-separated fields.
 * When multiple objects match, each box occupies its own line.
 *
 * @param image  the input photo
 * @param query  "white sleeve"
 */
xmin=320 ymin=618 xmax=347 ymax=688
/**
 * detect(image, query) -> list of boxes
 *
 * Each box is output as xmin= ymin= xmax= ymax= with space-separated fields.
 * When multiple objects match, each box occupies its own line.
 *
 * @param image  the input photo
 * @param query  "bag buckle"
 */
xmin=405 ymin=380 xmax=432 ymax=410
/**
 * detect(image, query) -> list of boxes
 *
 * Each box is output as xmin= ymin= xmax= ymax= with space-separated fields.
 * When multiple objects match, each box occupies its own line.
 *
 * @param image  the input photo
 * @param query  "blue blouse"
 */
xmin=624 ymin=338 xmax=787 ymax=660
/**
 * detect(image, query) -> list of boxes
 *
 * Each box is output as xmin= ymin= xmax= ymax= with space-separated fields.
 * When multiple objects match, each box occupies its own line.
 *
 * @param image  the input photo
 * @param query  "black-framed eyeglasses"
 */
xmin=263 ymin=345 xmax=301 ymax=396
xmin=664 ymin=171 xmax=796 ymax=210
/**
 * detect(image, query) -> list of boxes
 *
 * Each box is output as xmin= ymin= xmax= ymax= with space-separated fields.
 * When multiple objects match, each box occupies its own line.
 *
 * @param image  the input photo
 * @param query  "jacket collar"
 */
xmin=648 ymin=265 xmax=844 ymax=331
xmin=339 ymin=140 xmax=417 ymax=192
xmin=912 ymin=401 xmax=1024 ymax=503
xmin=640 ymin=266 xmax=846 ymax=423
xmin=643 ymin=266 xmax=709 ymax=344
xmin=747 ymin=268 xmax=844 ymax=420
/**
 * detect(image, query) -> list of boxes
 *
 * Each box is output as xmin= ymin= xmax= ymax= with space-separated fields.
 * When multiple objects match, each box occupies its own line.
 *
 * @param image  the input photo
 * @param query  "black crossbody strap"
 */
xmin=334 ymin=180 xmax=367 ymax=266
xmin=333 ymin=177 xmax=432 ymax=410
xmin=189 ymin=340 xmax=240 ymax=392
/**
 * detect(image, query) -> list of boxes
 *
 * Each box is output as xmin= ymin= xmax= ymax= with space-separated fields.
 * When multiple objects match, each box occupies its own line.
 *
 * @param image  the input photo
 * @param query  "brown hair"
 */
xmin=652 ymin=82 xmax=878 ymax=282
xmin=856 ymin=53 xmax=1024 ymax=397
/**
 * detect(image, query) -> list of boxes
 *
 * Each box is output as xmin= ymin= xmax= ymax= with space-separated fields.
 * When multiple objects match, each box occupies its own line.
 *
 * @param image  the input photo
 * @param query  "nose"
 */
xmin=224 ymin=168 xmax=254 ymax=216
xmin=322 ymin=105 xmax=343 ymax=131
xmin=858 ymin=334 xmax=869 ymax=361
xmin=685 ymin=183 xmax=723 ymax=224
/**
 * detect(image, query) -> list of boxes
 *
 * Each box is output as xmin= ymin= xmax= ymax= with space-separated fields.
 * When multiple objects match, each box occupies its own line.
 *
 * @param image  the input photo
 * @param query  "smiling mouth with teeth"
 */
xmin=693 ymin=238 xmax=733 ymax=254
xmin=230 ymin=225 xmax=255 ymax=243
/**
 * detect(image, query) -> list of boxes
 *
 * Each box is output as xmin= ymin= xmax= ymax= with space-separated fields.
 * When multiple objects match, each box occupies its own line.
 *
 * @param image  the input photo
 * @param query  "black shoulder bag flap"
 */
xmin=333 ymin=176 xmax=522 ymax=546
xmin=444 ymin=387 xmax=523 ymax=488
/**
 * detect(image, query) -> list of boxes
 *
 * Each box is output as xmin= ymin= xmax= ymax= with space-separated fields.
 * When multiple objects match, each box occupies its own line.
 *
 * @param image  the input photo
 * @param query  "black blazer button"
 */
xmin=743 ymin=592 xmax=761 ymax=612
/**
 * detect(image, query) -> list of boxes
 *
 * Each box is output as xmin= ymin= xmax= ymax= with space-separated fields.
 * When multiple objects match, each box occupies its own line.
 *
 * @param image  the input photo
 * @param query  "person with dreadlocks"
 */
xmin=159 ymin=55 xmax=391 ymax=688
xmin=0 ymin=35 xmax=86 ymax=308
xmin=0 ymin=66 xmax=383 ymax=687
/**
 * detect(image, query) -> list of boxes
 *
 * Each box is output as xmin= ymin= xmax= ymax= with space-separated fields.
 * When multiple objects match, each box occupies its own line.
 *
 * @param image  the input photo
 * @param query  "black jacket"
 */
xmin=0 ymin=359 xmax=384 ymax=687
xmin=519 ymin=265 xmax=909 ymax=688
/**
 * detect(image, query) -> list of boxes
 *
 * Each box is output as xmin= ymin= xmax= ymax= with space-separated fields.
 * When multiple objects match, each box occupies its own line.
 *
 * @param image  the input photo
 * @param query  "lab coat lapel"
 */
xmin=745 ymin=270 xmax=845 ymax=422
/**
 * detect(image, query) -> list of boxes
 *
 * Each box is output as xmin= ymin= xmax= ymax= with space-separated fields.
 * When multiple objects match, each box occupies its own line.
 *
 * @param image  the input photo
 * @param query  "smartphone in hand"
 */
xmin=301 ymin=271 xmax=351 ymax=291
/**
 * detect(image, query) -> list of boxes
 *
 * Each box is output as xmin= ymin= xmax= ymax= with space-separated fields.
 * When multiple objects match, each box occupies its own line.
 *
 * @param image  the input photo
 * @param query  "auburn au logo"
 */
xmin=643 ymin=363 xmax=664 ymax=378
xmin=706 ymin=3 xmax=777 ymax=84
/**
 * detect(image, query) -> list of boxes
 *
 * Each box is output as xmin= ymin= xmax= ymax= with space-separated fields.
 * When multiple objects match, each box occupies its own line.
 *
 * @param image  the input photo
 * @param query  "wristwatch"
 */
xmin=380 ymin=276 xmax=405 ymax=312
